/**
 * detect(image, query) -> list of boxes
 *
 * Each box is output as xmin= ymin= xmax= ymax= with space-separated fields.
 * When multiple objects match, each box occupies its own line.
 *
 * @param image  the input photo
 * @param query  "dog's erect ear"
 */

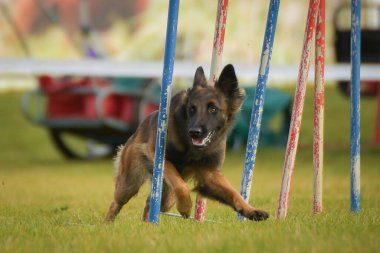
xmin=171 ymin=90 xmax=188 ymax=120
xmin=215 ymin=64 xmax=238 ymax=94
xmin=216 ymin=64 xmax=245 ymax=116
xmin=193 ymin=66 xmax=207 ymax=88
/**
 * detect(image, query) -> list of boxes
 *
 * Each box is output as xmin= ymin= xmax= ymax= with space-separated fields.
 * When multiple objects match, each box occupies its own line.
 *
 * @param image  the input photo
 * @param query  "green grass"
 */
xmin=0 ymin=87 xmax=379 ymax=253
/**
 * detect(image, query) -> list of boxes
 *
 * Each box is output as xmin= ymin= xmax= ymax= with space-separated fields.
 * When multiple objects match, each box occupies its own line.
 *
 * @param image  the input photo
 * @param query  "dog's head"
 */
xmin=185 ymin=64 xmax=245 ymax=149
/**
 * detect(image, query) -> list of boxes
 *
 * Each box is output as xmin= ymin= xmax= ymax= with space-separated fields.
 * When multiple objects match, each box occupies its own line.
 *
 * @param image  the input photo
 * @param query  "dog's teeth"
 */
xmin=192 ymin=131 xmax=215 ymax=147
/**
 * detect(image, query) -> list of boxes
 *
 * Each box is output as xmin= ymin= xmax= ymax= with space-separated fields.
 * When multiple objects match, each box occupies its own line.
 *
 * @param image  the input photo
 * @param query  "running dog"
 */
xmin=105 ymin=64 xmax=269 ymax=222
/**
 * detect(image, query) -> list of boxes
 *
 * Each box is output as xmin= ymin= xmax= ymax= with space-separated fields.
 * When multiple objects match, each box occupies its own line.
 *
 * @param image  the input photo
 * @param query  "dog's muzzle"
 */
xmin=189 ymin=127 xmax=215 ymax=147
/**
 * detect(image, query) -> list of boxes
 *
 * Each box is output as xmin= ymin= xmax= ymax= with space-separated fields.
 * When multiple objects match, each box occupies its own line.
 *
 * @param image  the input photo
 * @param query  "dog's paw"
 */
xmin=176 ymin=198 xmax=192 ymax=218
xmin=179 ymin=211 xmax=190 ymax=219
xmin=246 ymin=209 xmax=269 ymax=221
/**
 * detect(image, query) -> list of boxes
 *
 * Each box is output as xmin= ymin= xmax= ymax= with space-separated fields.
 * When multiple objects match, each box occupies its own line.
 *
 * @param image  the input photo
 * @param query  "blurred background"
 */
xmin=0 ymin=3 xmax=379 ymax=252
xmin=0 ymin=0 xmax=365 ymax=61
xmin=0 ymin=0 xmax=379 ymax=159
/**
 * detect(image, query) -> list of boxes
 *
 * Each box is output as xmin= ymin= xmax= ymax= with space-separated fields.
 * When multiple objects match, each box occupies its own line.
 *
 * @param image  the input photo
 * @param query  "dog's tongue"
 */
xmin=191 ymin=131 xmax=215 ymax=147
xmin=192 ymin=138 xmax=206 ymax=146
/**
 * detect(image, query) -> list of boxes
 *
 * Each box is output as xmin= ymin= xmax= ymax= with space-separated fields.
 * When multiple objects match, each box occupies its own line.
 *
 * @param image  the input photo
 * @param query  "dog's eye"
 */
xmin=189 ymin=105 xmax=196 ymax=114
xmin=208 ymin=104 xmax=218 ymax=114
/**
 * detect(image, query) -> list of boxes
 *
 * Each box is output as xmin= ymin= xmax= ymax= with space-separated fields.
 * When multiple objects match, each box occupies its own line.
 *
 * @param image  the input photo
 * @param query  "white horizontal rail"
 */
xmin=0 ymin=58 xmax=379 ymax=82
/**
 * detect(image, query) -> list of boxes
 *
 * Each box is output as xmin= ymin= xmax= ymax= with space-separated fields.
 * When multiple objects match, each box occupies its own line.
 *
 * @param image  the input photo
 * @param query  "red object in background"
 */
xmin=39 ymin=76 xmax=104 ymax=119
xmin=103 ymin=94 xmax=137 ymax=124
xmin=39 ymin=75 xmax=100 ymax=93
xmin=38 ymin=76 xmax=142 ymax=125
xmin=142 ymin=102 xmax=159 ymax=117
xmin=47 ymin=93 xmax=97 ymax=118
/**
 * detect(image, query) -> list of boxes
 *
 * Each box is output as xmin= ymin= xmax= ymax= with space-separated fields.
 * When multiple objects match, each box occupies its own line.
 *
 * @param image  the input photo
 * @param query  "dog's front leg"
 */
xmin=143 ymin=161 xmax=192 ymax=219
xmin=194 ymin=169 xmax=269 ymax=221
xmin=163 ymin=161 xmax=192 ymax=218
xmin=142 ymin=183 xmax=176 ymax=221
xmin=141 ymin=144 xmax=192 ymax=218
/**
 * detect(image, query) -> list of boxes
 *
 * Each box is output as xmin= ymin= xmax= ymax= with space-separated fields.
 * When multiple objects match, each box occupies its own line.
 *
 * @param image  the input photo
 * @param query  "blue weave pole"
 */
xmin=350 ymin=0 xmax=361 ymax=213
xmin=148 ymin=0 xmax=180 ymax=224
xmin=238 ymin=0 xmax=280 ymax=220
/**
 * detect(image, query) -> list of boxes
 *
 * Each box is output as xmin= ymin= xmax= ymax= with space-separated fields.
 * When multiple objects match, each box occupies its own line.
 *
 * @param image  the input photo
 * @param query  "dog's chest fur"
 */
xmin=165 ymin=141 xmax=223 ymax=174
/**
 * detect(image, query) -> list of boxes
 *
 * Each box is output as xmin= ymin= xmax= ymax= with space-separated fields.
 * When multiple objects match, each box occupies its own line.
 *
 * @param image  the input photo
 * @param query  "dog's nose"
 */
xmin=188 ymin=127 xmax=203 ymax=137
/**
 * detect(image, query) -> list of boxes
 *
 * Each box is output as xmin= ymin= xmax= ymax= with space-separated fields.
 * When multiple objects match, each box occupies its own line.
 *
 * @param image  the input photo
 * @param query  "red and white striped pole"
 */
xmin=277 ymin=0 xmax=320 ymax=219
xmin=209 ymin=0 xmax=229 ymax=84
xmin=194 ymin=0 xmax=229 ymax=222
xmin=313 ymin=0 xmax=325 ymax=214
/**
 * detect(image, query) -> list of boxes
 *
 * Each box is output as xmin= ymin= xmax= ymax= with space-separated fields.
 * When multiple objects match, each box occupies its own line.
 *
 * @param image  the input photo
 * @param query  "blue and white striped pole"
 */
xmin=149 ymin=0 xmax=180 ymax=224
xmin=350 ymin=0 xmax=361 ymax=213
xmin=238 ymin=0 xmax=280 ymax=220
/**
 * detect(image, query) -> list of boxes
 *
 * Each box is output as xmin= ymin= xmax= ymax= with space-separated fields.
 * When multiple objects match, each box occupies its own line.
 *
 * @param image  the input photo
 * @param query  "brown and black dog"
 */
xmin=105 ymin=64 xmax=269 ymax=222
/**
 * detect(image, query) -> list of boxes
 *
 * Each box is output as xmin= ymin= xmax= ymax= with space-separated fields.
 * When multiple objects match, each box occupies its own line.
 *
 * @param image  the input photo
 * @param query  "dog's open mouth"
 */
xmin=191 ymin=130 xmax=215 ymax=147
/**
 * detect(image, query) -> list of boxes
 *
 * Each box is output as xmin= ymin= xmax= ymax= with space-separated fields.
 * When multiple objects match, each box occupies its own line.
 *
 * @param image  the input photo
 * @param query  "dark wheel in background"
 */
xmin=49 ymin=129 xmax=116 ymax=160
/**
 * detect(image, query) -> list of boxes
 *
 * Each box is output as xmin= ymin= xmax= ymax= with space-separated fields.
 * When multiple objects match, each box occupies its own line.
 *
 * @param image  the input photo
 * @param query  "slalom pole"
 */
xmin=194 ymin=0 xmax=229 ymax=222
xmin=350 ymin=0 xmax=361 ymax=213
xmin=238 ymin=0 xmax=280 ymax=221
xmin=277 ymin=0 xmax=320 ymax=219
xmin=313 ymin=0 xmax=325 ymax=214
xmin=148 ymin=0 xmax=180 ymax=224
xmin=209 ymin=0 xmax=229 ymax=84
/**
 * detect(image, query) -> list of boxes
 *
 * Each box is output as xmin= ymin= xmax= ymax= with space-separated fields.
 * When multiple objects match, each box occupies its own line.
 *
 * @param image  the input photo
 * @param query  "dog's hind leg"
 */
xmin=142 ymin=195 xmax=151 ymax=221
xmin=105 ymin=166 xmax=147 ymax=222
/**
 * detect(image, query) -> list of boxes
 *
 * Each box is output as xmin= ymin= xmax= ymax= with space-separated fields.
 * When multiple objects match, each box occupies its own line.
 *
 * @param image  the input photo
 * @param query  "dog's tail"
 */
xmin=113 ymin=144 xmax=125 ymax=177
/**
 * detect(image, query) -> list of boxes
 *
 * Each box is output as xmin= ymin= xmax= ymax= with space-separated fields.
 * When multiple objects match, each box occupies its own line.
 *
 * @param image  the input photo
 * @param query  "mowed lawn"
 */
xmin=0 ymin=87 xmax=379 ymax=253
